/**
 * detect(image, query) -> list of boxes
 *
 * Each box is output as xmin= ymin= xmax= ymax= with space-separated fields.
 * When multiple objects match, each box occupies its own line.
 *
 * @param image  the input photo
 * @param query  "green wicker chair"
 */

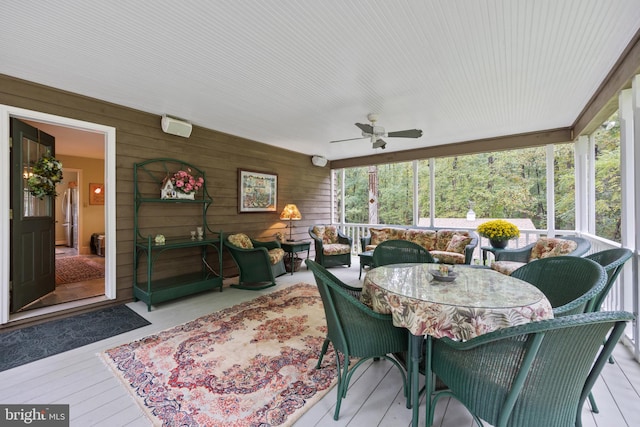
xmin=492 ymin=236 xmax=592 ymax=275
xmin=583 ymin=248 xmax=632 ymax=412
xmin=372 ymin=239 xmax=436 ymax=267
xmin=306 ymin=259 xmax=408 ymax=420
xmin=308 ymin=225 xmax=353 ymax=268
xmin=223 ymin=234 xmax=286 ymax=290
xmin=585 ymin=248 xmax=633 ymax=314
xmin=494 ymin=235 xmax=592 ymax=263
xmin=510 ymin=256 xmax=606 ymax=316
xmin=430 ymin=311 xmax=634 ymax=427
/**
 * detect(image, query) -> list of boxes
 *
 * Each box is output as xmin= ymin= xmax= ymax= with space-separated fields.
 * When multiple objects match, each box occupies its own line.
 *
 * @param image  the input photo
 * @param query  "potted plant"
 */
xmin=477 ymin=219 xmax=520 ymax=248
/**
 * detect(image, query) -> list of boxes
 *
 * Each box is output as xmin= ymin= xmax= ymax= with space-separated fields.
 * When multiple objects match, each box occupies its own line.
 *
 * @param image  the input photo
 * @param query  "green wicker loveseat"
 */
xmin=360 ymin=226 xmax=478 ymax=264
xmin=223 ymin=233 xmax=286 ymax=289
xmin=491 ymin=236 xmax=591 ymax=275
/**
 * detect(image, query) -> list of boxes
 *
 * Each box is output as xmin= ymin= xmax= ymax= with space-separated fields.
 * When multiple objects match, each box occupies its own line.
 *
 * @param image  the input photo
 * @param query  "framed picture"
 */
xmin=238 ymin=169 xmax=277 ymax=213
xmin=89 ymin=183 xmax=104 ymax=205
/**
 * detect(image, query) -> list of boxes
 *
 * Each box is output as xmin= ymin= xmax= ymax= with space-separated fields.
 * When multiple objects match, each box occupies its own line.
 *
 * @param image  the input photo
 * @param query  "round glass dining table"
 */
xmin=361 ymin=263 xmax=554 ymax=427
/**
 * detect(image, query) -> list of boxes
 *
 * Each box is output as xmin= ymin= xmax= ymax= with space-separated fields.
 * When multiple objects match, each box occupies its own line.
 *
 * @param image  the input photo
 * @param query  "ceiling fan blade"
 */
xmin=355 ymin=122 xmax=374 ymax=134
xmin=387 ymin=129 xmax=423 ymax=138
xmin=330 ymin=136 xmax=368 ymax=143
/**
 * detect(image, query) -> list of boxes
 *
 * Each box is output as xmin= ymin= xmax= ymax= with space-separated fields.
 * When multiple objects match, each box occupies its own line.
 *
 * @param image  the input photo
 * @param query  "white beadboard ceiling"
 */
xmin=2 ymin=0 xmax=639 ymax=161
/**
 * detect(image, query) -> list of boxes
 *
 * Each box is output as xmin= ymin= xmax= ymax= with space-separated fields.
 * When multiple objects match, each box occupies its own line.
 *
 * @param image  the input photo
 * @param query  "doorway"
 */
xmin=0 ymin=105 xmax=117 ymax=324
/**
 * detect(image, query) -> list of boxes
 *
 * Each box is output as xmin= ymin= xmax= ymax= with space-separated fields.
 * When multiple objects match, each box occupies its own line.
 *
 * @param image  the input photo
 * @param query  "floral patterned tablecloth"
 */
xmin=361 ymin=263 xmax=553 ymax=340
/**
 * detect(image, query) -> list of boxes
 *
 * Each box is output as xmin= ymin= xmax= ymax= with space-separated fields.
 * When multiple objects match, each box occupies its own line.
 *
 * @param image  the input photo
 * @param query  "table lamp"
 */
xmin=280 ymin=204 xmax=301 ymax=241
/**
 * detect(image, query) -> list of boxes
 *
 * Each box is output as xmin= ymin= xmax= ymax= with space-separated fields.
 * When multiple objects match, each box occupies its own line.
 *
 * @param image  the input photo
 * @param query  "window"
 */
xmin=338 ymin=146 xmax=579 ymax=234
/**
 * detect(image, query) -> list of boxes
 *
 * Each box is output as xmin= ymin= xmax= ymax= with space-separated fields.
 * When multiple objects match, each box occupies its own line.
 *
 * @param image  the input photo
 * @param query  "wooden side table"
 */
xmin=280 ymin=240 xmax=311 ymax=275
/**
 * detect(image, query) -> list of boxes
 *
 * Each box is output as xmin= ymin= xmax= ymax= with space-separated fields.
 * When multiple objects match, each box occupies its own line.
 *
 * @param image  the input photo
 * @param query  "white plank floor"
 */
xmin=1 ymin=259 xmax=639 ymax=426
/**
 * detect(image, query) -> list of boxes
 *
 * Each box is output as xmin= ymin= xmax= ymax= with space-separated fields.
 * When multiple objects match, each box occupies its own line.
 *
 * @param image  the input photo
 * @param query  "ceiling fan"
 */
xmin=330 ymin=113 xmax=423 ymax=149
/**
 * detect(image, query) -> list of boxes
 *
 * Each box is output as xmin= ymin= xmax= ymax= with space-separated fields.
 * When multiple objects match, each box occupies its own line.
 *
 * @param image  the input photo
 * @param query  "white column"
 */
xmin=412 ymin=160 xmax=419 ymax=226
xmin=546 ymin=145 xmax=555 ymax=236
xmin=620 ymin=88 xmax=635 ymax=250
xmin=574 ymin=135 xmax=590 ymax=234
xmin=429 ymin=158 xmax=436 ymax=227
xmin=588 ymin=133 xmax=597 ymax=235
xmin=630 ymin=75 xmax=640 ymax=353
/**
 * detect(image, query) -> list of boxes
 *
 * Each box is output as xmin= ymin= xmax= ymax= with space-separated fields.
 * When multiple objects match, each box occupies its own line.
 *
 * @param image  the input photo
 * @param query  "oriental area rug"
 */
xmin=55 ymin=256 xmax=105 ymax=285
xmin=100 ymin=283 xmax=339 ymax=427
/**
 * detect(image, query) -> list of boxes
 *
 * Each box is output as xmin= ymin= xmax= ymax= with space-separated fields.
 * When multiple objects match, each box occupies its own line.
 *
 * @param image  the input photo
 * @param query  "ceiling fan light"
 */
xmin=372 ymin=139 xmax=386 ymax=149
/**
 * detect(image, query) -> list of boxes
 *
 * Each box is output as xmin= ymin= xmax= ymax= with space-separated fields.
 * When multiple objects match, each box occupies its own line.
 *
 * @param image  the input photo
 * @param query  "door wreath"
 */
xmin=27 ymin=152 xmax=63 ymax=199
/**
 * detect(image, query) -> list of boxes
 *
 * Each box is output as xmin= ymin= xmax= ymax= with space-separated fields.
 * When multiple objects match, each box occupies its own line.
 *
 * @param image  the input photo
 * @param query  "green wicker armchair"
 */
xmin=492 ymin=236 xmax=591 ymax=275
xmin=430 ymin=311 xmax=634 ymax=427
xmin=306 ymin=259 xmax=408 ymax=420
xmin=308 ymin=225 xmax=353 ymax=268
xmin=510 ymin=256 xmax=606 ymax=316
xmin=585 ymin=248 xmax=632 ymax=314
xmin=223 ymin=233 xmax=286 ymax=290
xmin=372 ymin=239 xmax=436 ymax=267
xmin=583 ymin=248 xmax=632 ymax=412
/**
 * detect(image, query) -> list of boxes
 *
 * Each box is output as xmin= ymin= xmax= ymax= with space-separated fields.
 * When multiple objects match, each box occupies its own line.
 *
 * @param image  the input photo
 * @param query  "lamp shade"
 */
xmin=280 ymin=204 xmax=302 ymax=220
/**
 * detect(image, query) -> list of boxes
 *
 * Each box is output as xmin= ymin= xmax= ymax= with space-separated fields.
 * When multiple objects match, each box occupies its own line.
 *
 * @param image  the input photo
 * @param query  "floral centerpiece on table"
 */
xmin=477 ymin=219 xmax=519 ymax=248
xmin=27 ymin=152 xmax=63 ymax=199
xmin=171 ymin=169 xmax=204 ymax=195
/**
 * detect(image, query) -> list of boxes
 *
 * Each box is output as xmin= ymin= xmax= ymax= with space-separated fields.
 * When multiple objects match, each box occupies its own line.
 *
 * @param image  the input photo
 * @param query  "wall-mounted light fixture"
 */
xmin=161 ymin=115 xmax=193 ymax=138
xmin=89 ymin=183 xmax=104 ymax=205
xmin=311 ymin=155 xmax=328 ymax=167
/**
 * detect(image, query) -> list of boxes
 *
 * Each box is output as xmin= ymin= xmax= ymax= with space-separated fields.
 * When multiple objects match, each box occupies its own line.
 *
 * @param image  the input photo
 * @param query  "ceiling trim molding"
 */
xmin=331 ymin=128 xmax=572 ymax=169
xmin=573 ymin=27 xmax=640 ymax=137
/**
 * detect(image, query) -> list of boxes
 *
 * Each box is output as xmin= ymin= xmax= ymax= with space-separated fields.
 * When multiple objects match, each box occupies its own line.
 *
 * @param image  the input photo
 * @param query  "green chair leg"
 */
xmin=316 ymin=338 xmax=330 ymax=369
xmin=588 ymin=391 xmax=599 ymax=414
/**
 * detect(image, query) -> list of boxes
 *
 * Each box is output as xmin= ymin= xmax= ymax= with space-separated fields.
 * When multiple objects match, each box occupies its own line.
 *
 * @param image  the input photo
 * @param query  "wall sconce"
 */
xmin=279 ymin=204 xmax=302 ymax=241
xmin=89 ymin=183 xmax=104 ymax=205
xmin=311 ymin=155 xmax=328 ymax=167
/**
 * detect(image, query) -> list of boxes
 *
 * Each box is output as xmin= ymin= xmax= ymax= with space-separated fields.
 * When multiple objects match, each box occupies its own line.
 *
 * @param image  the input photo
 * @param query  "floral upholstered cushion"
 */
xmin=446 ymin=234 xmax=473 ymax=254
xmin=312 ymin=225 xmax=341 ymax=244
xmin=322 ymin=225 xmax=340 ymax=244
xmin=435 ymin=230 xmax=471 ymax=251
xmin=366 ymin=228 xmax=472 ymax=261
xmin=430 ymin=251 xmax=465 ymax=264
xmin=370 ymin=228 xmax=391 ymax=246
xmin=529 ymin=238 xmax=578 ymax=261
xmin=322 ymin=243 xmax=351 ymax=256
xmin=228 ymin=233 xmax=254 ymax=249
xmin=491 ymin=261 xmax=525 ymax=275
xmin=268 ymin=248 xmax=285 ymax=265
xmin=405 ymin=229 xmax=437 ymax=250
xmin=311 ymin=225 xmax=326 ymax=240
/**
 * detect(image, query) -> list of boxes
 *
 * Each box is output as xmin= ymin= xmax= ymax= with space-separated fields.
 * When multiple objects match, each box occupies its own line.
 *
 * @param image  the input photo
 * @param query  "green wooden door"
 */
xmin=10 ymin=118 xmax=56 ymax=312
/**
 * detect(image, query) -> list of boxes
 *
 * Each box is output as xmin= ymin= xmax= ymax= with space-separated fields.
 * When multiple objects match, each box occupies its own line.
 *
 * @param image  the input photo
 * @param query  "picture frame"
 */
xmin=238 ymin=169 xmax=277 ymax=213
xmin=89 ymin=183 xmax=104 ymax=205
